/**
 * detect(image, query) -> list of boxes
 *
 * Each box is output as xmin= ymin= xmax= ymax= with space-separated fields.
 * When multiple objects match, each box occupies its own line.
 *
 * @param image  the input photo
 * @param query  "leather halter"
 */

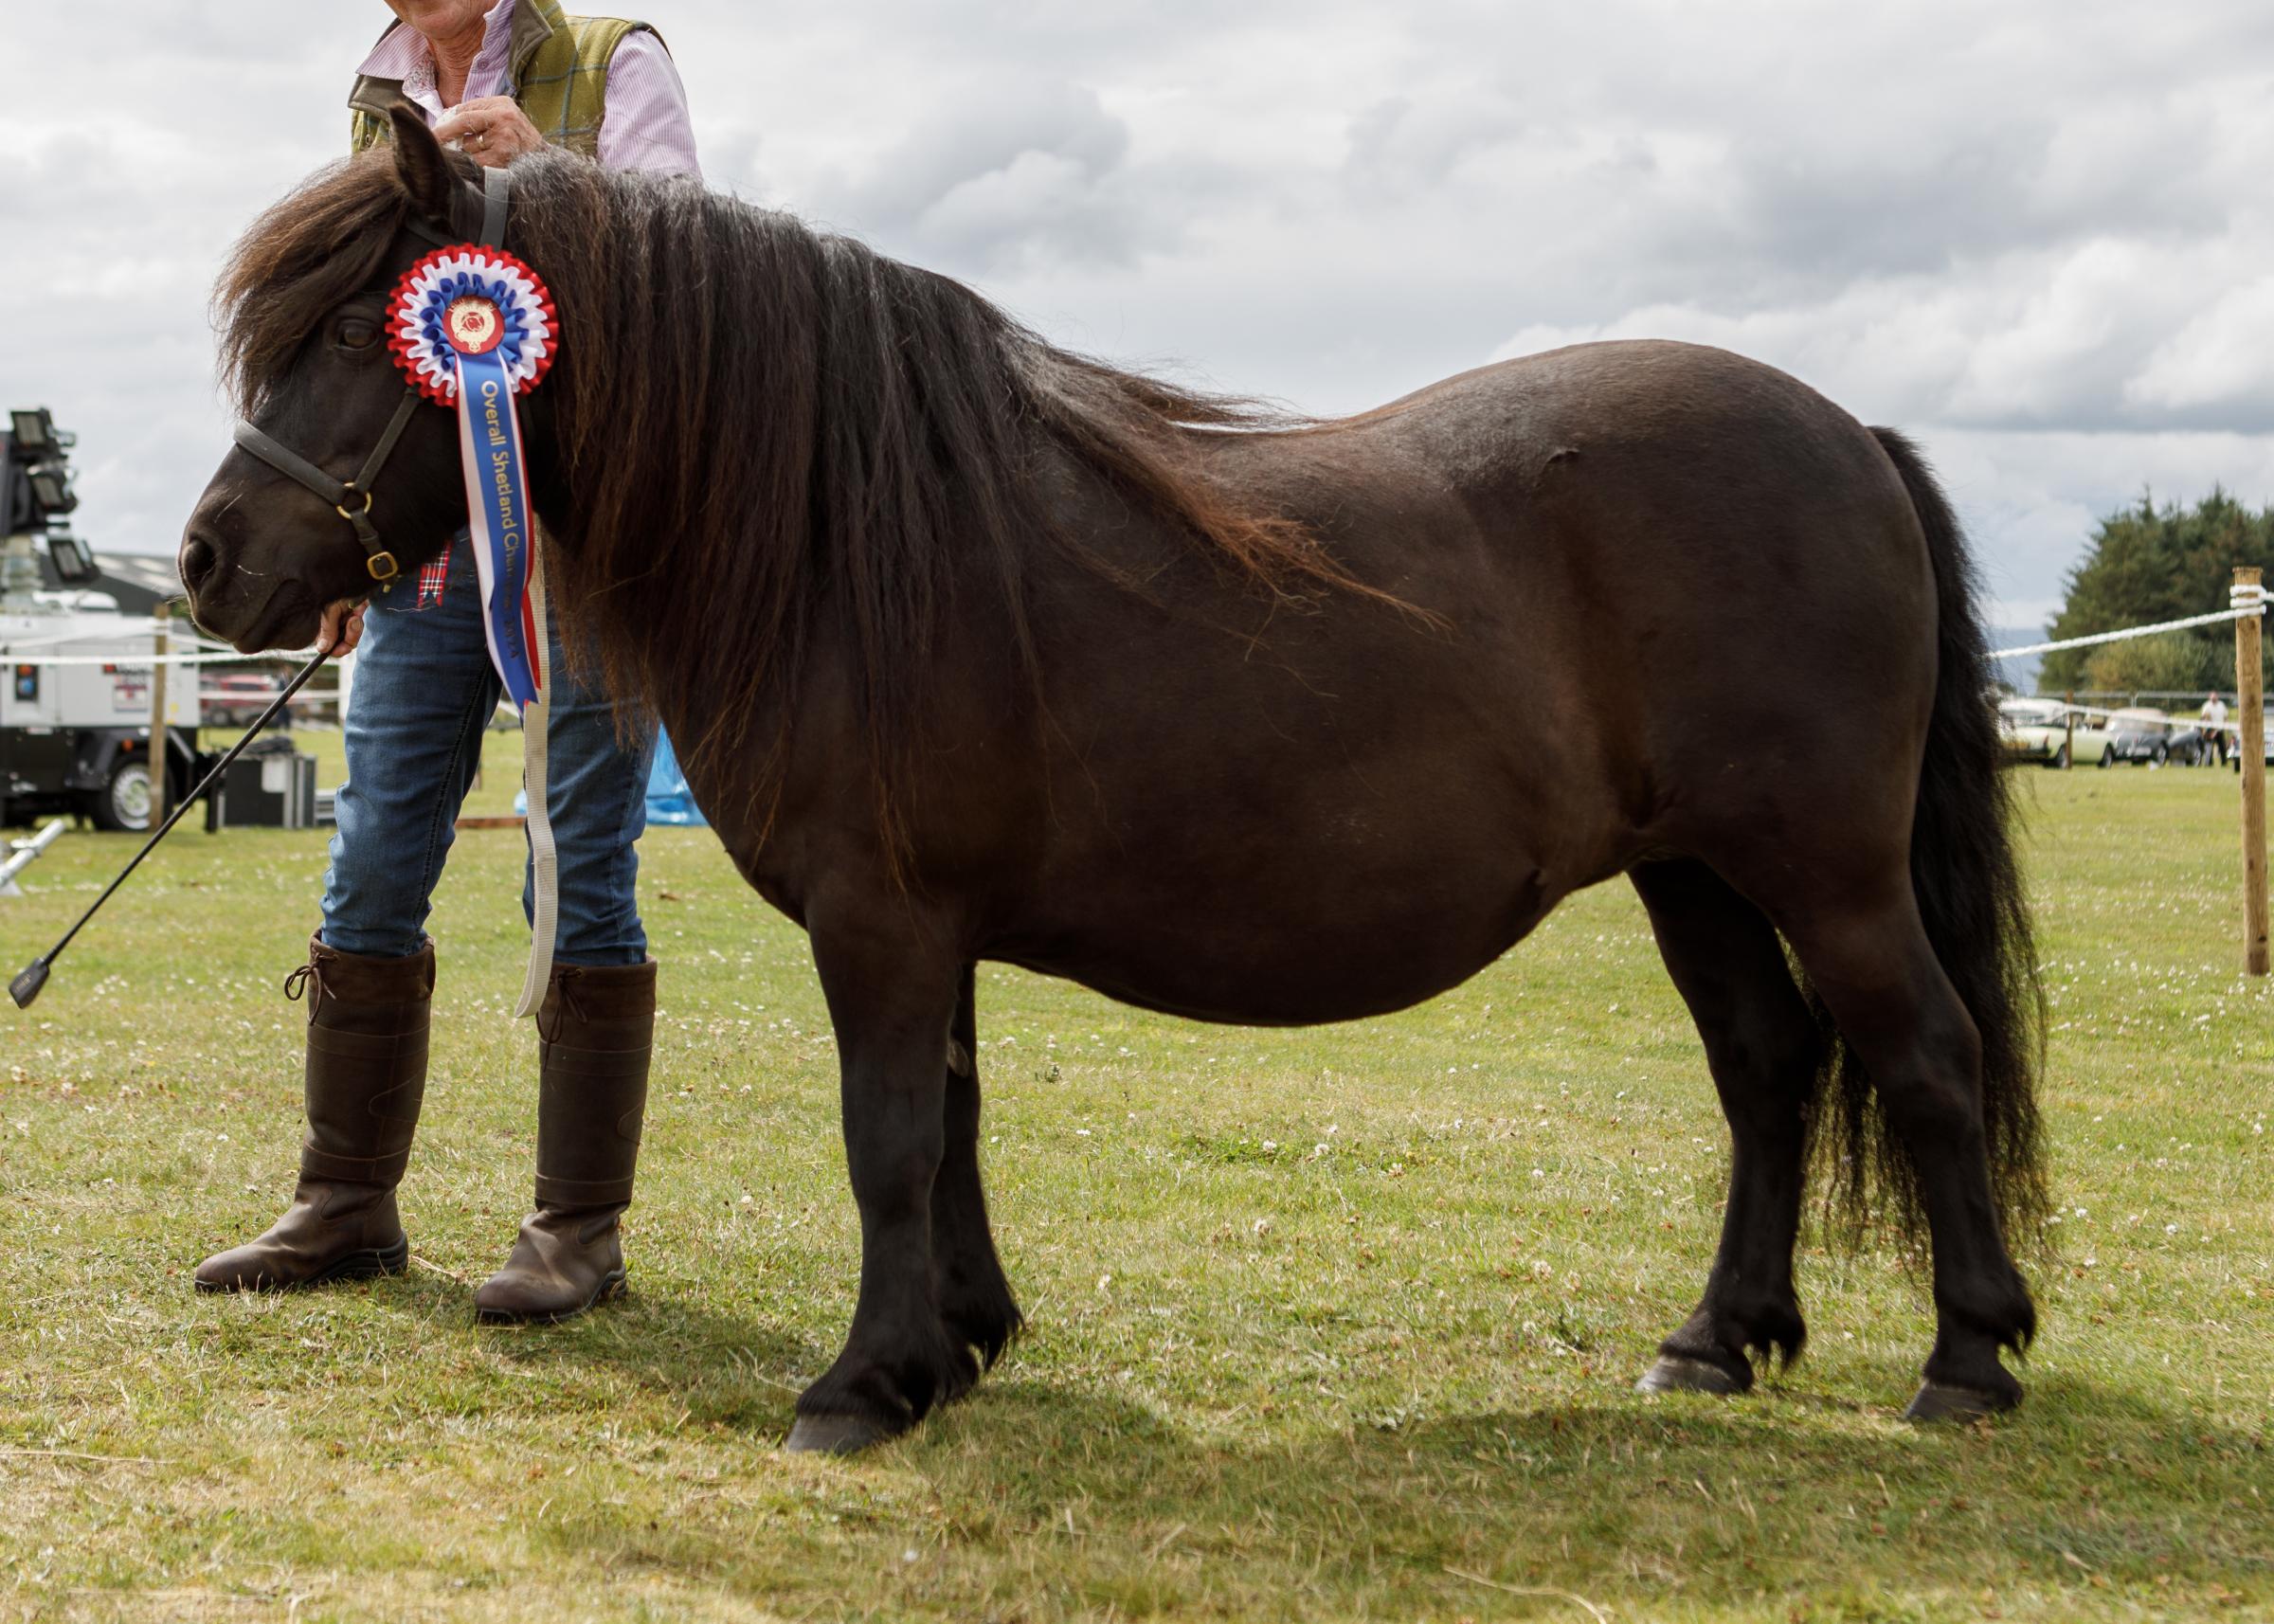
xmin=231 ymin=165 xmax=514 ymax=585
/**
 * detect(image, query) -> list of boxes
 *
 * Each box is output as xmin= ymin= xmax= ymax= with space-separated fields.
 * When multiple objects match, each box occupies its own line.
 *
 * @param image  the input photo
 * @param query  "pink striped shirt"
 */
xmin=359 ymin=0 xmax=702 ymax=180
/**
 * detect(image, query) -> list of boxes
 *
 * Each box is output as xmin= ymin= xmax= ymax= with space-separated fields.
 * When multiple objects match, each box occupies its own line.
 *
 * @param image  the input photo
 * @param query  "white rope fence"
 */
xmin=2038 ymin=700 xmax=2255 ymax=740
xmin=0 ymin=642 xmax=321 ymax=670
xmin=1991 ymin=582 xmax=2269 ymax=660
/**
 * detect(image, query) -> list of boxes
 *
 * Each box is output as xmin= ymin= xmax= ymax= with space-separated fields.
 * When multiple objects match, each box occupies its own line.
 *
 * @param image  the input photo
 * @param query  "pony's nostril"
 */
xmin=179 ymin=534 xmax=218 ymax=595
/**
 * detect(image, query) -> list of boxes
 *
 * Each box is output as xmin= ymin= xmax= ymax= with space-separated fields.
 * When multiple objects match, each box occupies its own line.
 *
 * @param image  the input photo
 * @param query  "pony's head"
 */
xmin=181 ymin=106 xmax=528 ymax=650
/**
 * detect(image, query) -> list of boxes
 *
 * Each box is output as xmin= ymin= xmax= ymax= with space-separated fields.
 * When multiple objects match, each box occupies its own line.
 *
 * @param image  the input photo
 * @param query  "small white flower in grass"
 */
xmin=1253 ymin=1218 xmax=1272 ymax=1236
xmin=1262 ymin=1140 xmax=1278 ymax=1153
xmin=1530 ymin=1260 xmax=1551 ymax=1279
xmin=1075 ymin=1128 xmax=1092 ymax=1137
xmin=2166 ymin=1223 xmax=2180 ymax=1235
xmin=739 ymin=1195 xmax=753 ymax=1206
xmin=902 ymin=1549 xmax=920 ymax=1564
xmin=1097 ymin=1273 xmax=1111 ymax=1292
xmin=1531 ymin=1168 xmax=1544 ymax=1179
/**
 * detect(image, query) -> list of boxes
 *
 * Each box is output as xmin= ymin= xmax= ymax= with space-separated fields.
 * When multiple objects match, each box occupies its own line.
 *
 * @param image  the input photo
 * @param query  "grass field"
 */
xmin=2 ymin=739 xmax=2269 ymax=1622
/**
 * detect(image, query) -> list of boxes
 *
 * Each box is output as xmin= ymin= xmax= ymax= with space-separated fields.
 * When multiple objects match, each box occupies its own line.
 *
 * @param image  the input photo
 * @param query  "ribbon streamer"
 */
xmin=453 ymin=348 xmax=543 ymax=708
xmin=388 ymin=244 xmax=563 ymax=1018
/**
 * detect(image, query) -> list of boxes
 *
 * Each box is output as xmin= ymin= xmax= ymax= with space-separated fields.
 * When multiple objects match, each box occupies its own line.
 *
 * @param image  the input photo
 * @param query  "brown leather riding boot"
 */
xmin=475 ymin=959 xmax=656 ymax=1325
xmin=195 ymin=937 xmax=435 ymax=1292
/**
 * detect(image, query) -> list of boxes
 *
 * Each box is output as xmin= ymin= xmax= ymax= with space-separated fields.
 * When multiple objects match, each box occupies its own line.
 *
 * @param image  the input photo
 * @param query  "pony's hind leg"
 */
xmin=934 ymin=965 xmax=1023 ymax=1368
xmin=1630 ymin=859 xmax=1819 ymax=1396
xmin=1772 ymin=876 xmax=2036 ymax=1417
xmin=786 ymin=922 xmax=980 ymax=1454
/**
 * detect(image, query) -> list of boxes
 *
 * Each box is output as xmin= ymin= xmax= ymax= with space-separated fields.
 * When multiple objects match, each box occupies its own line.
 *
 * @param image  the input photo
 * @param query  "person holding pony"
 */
xmin=194 ymin=0 xmax=699 ymax=1325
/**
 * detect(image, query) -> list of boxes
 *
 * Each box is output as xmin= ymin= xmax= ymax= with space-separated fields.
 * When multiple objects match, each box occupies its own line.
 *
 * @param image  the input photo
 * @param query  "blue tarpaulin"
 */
xmin=513 ymin=729 xmax=709 ymax=827
xmin=642 ymin=729 xmax=707 ymax=826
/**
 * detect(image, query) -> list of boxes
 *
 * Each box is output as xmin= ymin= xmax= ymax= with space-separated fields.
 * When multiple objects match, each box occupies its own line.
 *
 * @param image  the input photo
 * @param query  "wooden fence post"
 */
xmin=148 ymin=602 xmax=171 ymax=830
xmin=2237 ymin=567 xmax=2267 ymax=976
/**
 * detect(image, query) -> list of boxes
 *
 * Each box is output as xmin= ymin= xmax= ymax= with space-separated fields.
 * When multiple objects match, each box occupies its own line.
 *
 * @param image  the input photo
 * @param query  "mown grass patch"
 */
xmin=1 ymin=750 xmax=2268 ymax=1620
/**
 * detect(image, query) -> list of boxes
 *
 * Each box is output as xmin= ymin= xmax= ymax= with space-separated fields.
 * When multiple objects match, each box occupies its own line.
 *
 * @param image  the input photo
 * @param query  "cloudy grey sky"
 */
xmin=5 ymin=0 xmax=2270 ymax=628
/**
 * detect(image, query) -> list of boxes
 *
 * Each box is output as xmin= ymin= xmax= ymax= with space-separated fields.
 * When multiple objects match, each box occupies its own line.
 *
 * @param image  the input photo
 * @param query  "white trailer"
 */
xmin=0 ymin=598 xmax=206 ymax=830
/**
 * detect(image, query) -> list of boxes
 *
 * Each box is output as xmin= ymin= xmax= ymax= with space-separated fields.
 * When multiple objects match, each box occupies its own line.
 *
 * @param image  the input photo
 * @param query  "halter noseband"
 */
xmin=231 ymin=165 xmax=514 ymax=585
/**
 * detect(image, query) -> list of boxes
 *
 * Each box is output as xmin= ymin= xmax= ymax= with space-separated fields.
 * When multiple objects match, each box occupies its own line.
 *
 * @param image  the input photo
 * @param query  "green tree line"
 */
xmin=2036 ymin=490 xmax=2274 ymax=695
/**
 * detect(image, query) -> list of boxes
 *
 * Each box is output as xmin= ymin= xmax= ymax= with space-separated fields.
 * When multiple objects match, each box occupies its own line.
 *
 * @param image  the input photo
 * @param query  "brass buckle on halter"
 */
xmin=367 ymin=551 xmax=400 ymax=582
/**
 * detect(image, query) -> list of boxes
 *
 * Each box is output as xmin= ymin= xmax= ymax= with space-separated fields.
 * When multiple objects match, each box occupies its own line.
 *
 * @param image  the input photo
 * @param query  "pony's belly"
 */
xmin=989 ymin=858 xmax=1559 ymax=1027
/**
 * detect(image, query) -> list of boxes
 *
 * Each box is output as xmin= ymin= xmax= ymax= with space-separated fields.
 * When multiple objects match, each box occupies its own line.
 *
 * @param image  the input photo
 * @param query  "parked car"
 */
xmin=203 ymin=672 xmax=285 ymax=729
xmin=2104 ymin=707 xmax=2190 ymax=766
xmin=2166 ymin=723 xmax=2211 ymax=766
xmin=1997 ymin=698 xmax=2111 ymax=767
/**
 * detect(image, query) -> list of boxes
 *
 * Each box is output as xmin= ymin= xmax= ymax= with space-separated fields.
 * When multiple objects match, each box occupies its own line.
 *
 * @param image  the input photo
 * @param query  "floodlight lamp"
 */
xmin=8 ymin=410 xmax=56 ymax=456
xmin=46 ymin=532 xmax=98 ymax=586
xmin=28 ymin=470 xmax=72 ymax=512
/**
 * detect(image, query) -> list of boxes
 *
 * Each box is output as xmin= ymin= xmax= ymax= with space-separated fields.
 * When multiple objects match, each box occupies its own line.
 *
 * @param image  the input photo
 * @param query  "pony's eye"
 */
xmin=335 ymin=317 xmax=379 ymax=352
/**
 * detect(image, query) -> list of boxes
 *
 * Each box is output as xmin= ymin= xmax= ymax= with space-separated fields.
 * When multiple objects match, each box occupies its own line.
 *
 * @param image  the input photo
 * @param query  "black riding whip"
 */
xmin=9 ymin=648 xmax=331 ymax=1010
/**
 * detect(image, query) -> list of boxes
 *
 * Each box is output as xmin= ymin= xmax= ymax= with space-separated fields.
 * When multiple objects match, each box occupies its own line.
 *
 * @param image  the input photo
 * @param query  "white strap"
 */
xmin=514 ymin=543 xmax=559 ymax=1019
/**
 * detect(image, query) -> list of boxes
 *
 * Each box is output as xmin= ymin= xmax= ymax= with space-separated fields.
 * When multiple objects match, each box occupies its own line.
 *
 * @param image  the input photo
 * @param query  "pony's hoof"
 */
xmin=1634 ymin=1355 xmax=1746 ymax=1397
xmin=785 ymin=1413 xmax=894 ymax=1455
xmin=1903 ymin=1380 xmax=2018 ymax=1423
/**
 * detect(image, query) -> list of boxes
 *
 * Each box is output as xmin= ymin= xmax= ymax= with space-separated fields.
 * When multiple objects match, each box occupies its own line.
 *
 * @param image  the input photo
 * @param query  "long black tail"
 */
xmin=1807 ymin=429 xmax=2048 ymax=1247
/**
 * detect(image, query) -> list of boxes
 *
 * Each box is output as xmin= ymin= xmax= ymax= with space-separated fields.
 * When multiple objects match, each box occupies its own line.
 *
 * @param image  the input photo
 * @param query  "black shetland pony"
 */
xmin=183 ymin=107 xmax=2045 ymax=1452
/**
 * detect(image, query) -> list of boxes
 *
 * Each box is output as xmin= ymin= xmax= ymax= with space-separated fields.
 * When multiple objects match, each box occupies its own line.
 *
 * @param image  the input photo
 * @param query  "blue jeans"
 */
xmin=322 ymin=539 xmax=656 ymax=966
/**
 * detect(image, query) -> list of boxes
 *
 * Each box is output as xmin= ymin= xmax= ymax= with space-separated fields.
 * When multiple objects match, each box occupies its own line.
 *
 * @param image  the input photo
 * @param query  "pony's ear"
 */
xmin=388 ymin=101 xmax=472 ymax=230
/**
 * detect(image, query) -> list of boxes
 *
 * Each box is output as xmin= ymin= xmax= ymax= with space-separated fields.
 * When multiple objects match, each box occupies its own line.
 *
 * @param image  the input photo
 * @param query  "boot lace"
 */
xmin=282 ymin=955 xmax=328 ymax=1021
xmin=537 ymin=967 xmax=589 ymax=1044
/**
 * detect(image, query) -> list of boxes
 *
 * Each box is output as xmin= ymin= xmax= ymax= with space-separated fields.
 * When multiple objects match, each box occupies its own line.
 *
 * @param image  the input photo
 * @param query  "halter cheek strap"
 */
xmin=230 ymin=166 xmax=514 ymax=585
xmin=232 ymin=394 xmax=421 ymax=581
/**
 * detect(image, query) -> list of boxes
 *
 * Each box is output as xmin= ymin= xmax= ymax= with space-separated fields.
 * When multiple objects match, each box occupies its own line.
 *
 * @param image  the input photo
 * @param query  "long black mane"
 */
xmin=220 ymin=149 xmax=1381 ymax=856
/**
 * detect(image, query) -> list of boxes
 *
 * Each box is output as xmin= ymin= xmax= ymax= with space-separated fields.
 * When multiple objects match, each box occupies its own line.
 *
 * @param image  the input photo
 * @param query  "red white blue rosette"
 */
xmin=387 ymin=247 xmax=558 ymax=708
xmin=387 ymin=246 xmax=557 ymax=404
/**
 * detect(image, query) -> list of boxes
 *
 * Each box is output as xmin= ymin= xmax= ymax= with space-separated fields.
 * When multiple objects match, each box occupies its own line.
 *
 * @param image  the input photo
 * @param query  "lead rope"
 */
xmin=474 ymin=164 xmax=556 ymax=1023
xmin=514 ymin=538 xmax=557 ymax=1019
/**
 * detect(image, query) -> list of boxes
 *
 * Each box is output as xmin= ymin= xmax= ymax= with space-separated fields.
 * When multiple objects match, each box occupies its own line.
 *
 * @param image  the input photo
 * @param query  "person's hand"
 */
xmin=433 ymin=97 xmax=544 ymax=168
xmin=317 ymin=600 xmax=367 ymax=659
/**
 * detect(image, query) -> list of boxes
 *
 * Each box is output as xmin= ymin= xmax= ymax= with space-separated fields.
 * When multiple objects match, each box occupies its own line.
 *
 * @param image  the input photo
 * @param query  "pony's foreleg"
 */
xmin=786 ymin=924 xmax=979 ymax=1454
xmin=933 ymin=964 xmax=1024 ymax=1368
xmin=1630 ymin=859 xmax=1819 ymax=1396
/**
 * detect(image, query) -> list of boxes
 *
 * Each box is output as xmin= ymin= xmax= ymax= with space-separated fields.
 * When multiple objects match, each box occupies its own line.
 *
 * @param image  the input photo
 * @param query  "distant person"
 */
xmin=195 ymin=0 xmax=699 ymax=1325
xmin=2202 ymin=692 xmax=2229 ymax=766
